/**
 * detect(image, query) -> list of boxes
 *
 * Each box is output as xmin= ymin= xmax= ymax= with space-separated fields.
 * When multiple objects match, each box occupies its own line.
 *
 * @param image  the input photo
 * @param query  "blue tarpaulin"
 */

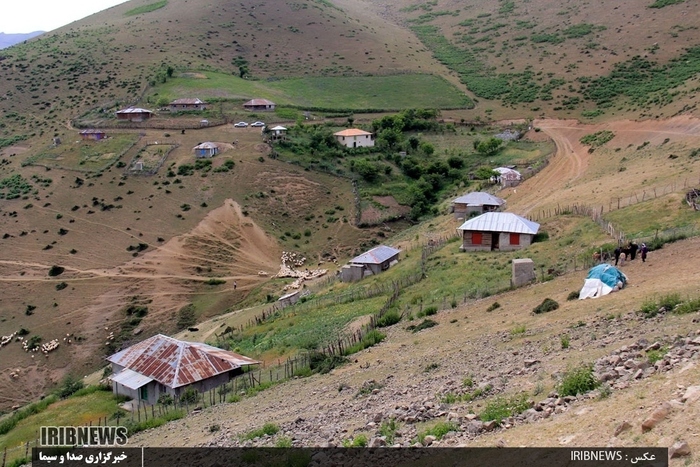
xmin=579 ymin=264 xmax=627 ymax=299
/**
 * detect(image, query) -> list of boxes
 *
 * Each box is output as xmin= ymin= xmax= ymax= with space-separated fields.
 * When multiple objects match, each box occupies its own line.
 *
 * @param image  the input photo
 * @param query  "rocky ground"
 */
xmin=130 ymin=240 xmax=700 ymax=464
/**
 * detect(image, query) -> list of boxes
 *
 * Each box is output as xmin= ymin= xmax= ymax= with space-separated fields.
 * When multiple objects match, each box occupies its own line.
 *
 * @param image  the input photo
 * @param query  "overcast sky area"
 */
xmin=1 ymin=0 xmax=130 ymax=34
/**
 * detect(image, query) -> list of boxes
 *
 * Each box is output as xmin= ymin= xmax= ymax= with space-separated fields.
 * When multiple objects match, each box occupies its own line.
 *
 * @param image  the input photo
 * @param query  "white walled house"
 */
xmin=333 ymin=129 xmax=374 ymax=148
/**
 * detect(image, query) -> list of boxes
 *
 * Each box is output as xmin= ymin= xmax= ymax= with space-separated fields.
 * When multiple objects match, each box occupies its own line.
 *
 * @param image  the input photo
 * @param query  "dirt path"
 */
xmin=506 ymin=116 xmax=700 ymax=215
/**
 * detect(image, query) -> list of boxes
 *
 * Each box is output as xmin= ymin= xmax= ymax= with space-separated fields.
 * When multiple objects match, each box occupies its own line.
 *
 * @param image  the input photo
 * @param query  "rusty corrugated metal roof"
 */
xmin=107 ymin=334 xmax=259 ymax=388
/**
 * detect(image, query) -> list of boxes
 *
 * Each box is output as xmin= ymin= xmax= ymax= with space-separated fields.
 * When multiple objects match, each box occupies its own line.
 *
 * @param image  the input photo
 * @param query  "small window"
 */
xmin=510 ymin=233 xmax=520 ymax=245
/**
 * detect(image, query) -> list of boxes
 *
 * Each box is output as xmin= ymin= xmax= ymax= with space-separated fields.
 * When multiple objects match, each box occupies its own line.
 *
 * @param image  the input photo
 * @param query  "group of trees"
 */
xmin=274 ymin=109 xmax=507 ymax=220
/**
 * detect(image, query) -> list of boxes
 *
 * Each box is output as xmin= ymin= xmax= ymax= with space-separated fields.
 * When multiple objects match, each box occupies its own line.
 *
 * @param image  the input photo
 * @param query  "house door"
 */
xmin=353 ymin=141 xmax=357 ymax=148
xmin=491 ymin=233 xmax=500 ymax=251
xmin=139 ymin=385 xmax=148 ymax=401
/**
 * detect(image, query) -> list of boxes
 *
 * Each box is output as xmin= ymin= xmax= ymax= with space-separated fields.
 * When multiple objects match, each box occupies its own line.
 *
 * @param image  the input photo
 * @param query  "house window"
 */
xmin=510 ymin=233 xmax=520 ymax=245
xmin=139 ymin=385 xmax=148 ymax=401
xmin=472 ymin=232 xmax=483 ymax=244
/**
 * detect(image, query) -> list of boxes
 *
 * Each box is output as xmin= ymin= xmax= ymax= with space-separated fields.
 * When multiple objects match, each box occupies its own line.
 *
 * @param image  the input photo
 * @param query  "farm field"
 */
xmin=149 ymin=72 xmax=473 ymax=110
xmin=23 ymin=134 xmax=140 ymax=172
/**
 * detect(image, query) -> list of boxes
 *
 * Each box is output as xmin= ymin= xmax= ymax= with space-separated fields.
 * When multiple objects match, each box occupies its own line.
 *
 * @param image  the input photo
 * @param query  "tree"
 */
xmin=419 ymin=141 xmax=435 ymax=156
xmin=377 ymin=127 xmax=402 ymax=149
xmin=239 ymin=65 xmax=249 ymax=79
xmin=475 ymin=137 xmax=503 ymax=156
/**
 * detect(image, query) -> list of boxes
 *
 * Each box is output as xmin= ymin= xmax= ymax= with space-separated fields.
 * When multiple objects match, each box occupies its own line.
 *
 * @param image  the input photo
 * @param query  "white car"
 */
xmin=250 ymin=121 xmax=265 ymax=127
xmin=233 ymin=122 xmax=248 ymax=128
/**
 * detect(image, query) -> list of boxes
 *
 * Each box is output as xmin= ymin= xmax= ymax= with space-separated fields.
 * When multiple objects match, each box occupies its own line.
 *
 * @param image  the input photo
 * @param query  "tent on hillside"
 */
xmin=579 ymin=264 xmax=628 ymax=299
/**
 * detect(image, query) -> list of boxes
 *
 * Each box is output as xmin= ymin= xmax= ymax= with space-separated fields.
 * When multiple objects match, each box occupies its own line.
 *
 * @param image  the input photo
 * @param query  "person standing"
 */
xmin=641 ymin=243 xmax=648 ymax=262
xmin=614 ymin=246 xmax=621 ymax=266
xmin=629 ymin=241 xmax=639 ymax=261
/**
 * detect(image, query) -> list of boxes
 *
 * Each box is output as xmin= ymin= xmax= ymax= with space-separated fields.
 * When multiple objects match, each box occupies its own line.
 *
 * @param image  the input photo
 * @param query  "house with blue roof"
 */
xmin=340 ymin=245 xmax=401 ymax=282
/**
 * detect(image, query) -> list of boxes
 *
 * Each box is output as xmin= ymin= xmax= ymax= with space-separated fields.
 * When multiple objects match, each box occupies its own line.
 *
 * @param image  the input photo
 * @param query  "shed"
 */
xmin=243 ymin=99 xmax=275 ymax=111
xmin=193 ymin=142 xmax=219 ymax=158
xmin=116 ymin=107 xmax=153 ymax=122
xmin=270 ymin=125 xmax=287 ymax=140
xmin=457 ymin=212 xmax=539 ymax=252
xmin=278 ymin=290 xmax=301 ymax=307
xmin=341 ymin=245 xmax=400 ymax=282
xmin=169 ymin=98 xmax=207 ymax=112
xmin=79 ymin=129 xmax=106 ymax=141
xmin=107 ymin=334 xmax=258 ymax=405
xmin=451 ymin=192 xmax=505 ymax=219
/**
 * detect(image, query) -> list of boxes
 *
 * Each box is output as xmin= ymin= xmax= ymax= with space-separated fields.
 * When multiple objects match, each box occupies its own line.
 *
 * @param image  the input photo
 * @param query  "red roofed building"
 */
xmin=243 ymin=99 xmax=275 ymax=111
xmin=107 ymin=334 xmax=259 ymax=404
xmin=333 ymin=128 xmax=374 ymax=148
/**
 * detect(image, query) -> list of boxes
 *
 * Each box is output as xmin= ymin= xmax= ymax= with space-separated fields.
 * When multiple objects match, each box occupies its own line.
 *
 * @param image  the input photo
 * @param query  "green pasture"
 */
xmin=603 ymin=193 xmax=700 ymax=239
xmin=0 ymin=390 xmax=119 ymax=456
xmin=24 ymin=134 xmax=139 ymax=172
xmin=148 ymin=72 xmax=472 ymax=110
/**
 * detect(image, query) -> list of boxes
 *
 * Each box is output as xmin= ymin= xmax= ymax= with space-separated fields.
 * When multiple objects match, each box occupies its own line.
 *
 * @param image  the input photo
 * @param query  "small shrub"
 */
xmin=417 ymin=421 xmax=459 ymax=445
xmin=646 ymin=347 xmax=668 ymax=364
xmin=379 ymin=419 xmax=399 ymax=444
xmin=275 ymin=437 xmax=292 ymax=447
xmin=597 ymin=384 xmax=612 ymax=400
xmin=309 ymin=352 xmax=348 ymax=374
xmin=424 ymin=362 xmax=440 ymax=372
xmin=48 ymin=265 xmax=65 ymax=276
xmin=560 ymin=334 xmax=570 ymax=349
xmin=342 ymin=434 xmax=368 ymax=447
xmin=180 ymin=387 xmax=199 ymax=404
xmin=54 ymin=374 xmax=85 ymax=398
xmin=675 ymin=297 xmax=700 ymax=315
xmin=343 ymin=329 xmax=385 ymax=355
xmin=356 ymin=380 xmax=384 ymax=397
xmin=566 ymin=291 xmax=580 ymax=301
xmin=533 ymin=298 xmax=559 ymax=314
xmin=421 ymin=305 xmax=438 ymax=316
xmin=55 ymin=282 xmax=68 ymax=291
xmin=557 ymin=364 xmax=599 ymax=396
xmin=244 ymin=423 xmax=279 ymax=440
xmin=486 ymin=302 xmax=501 ymax=312
xmin=376 ymin=311 xmax=401 ymax=327
xmin=227 ymin=394 xmax=241 ymax=403
xmin=205 ymin=278 xmax=226 ymax=285
xmin=510 ymin=324 xmax=526 ymax=335
xmin=406 ymin=319 xmax=438 ymax=333
xmin=479 ymin=393 xmax=530 ymax=425
xmin=209 ymin=424 xmax=220 ymax=433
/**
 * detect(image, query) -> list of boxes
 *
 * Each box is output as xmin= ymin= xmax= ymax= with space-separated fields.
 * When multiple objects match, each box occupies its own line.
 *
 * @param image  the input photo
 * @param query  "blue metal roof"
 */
xmin=350 ymin=245 xmax=401 ymax=265
xmin=457 ymin=212 xmax=540 ymax=235
xmin=452 ymin=192 xmax=505 ymax=206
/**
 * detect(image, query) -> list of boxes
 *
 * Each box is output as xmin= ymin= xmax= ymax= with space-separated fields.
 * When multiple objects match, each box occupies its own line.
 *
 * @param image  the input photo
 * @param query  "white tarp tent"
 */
xmin=579 ymin=264 xmax=628 ymax=299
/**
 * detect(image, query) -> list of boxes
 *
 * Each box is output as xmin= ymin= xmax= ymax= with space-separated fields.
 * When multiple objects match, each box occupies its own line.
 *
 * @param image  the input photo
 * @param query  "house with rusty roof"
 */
xmin=457 ymin=212 xmax=539 ymax=252
xmin=115 ymin=107 xmax=153 ymax=122
xmin=333 ymin=128 xmax=374 ymax=148
xmin=169 ymin=98 xmax=207 ymax=112
xmin=451 ymin=191 xmax=505 ymax=220
xmin=243 ymin=98 xmax=275 ymax=111
xmin=340 ymin=245 xmax=400 ymax=282
xmin=107 ymin=334 xmax=259 ymax=405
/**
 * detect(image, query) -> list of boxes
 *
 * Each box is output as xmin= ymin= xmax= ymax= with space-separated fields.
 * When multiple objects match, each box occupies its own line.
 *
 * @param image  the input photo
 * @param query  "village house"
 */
xmin=168 ymin=98 xmax=207 ymax=112
xmin=115 ymin=107 xmax=153 ymax=122
xmin=107 ymin=334 xmax=258 ymax=405
xmin=79 ymin=129 xmax=106 ymax=141
xmin=457 ymin=212 xmax=540 ymax=252
xmin=493 ymin=167 xmax=522 ymax=188
xmin=333 ymin=128 xmax=375 ymax=148
xmin=269 ymin=125 xmax=287 ymax=140
xmin=451 ymin=192 xmax=505 ymax=220
xmin=243 ymin=99 xmax=275 ymax=111
xmin=193 ymin=142 xmax=219 ymax=158
xmin=340 ymin=245 xmax=400 ymax=282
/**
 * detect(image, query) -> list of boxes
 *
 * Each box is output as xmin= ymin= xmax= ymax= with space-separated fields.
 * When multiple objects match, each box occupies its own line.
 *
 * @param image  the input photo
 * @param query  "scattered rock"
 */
xmin=422 ymin=435 xmax=436 ymax=446
xmin=669 ymin=441 xmax=691 ymax=458
xmin=613 ymin=421 xmax=631 ymax=437
xmin=681 ymin=386 xmax=700 ymax=404
xmin=641 ymin=402 xmax=672 ymax=433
